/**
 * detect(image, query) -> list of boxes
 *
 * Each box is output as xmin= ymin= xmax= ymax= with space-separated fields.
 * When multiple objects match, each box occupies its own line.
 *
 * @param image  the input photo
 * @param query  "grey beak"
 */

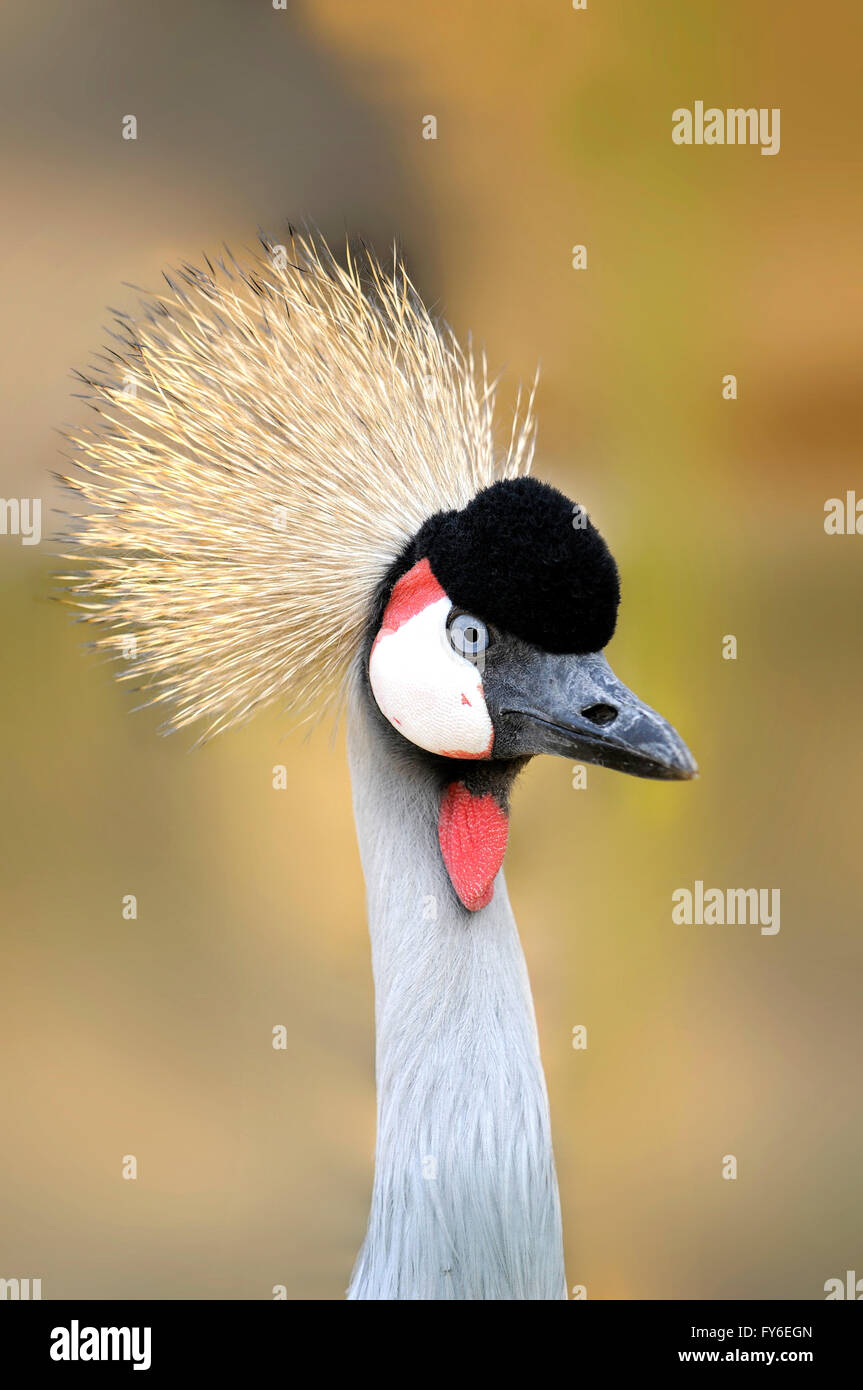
xmin=488 ymin=650 xmax=697 ymax=781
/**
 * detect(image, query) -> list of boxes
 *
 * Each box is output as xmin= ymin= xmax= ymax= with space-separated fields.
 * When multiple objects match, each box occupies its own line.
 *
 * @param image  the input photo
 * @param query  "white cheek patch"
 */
xmin=369 ymin=595 xmax=493 ymax=758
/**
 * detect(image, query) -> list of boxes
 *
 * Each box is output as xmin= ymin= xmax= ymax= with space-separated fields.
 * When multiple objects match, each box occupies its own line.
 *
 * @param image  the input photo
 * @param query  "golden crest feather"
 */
xmin=60 ymin=232 xmax=537 ymax=740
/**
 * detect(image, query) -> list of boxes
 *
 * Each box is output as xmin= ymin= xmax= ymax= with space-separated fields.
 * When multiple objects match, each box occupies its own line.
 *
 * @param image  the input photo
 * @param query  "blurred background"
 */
xmin=1 ymin=0 xmax=861 ymax=1299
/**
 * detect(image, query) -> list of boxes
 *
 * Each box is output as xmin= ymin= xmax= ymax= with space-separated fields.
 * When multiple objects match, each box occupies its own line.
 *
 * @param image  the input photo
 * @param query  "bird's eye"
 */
xmin=447 ymin=610 xmax=490 ymax=663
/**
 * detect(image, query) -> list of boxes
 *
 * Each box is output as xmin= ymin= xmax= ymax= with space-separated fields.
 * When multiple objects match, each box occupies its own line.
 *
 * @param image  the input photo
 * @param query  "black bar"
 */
xmin=4 ymin=1299 xmax=858 ymax=1376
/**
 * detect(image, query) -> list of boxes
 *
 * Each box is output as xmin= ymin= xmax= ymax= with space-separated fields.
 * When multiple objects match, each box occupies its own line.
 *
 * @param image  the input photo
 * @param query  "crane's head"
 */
xmin=367 ymin=475 xmax=696 ymax=909
xmin=61 ymin=235 xmax=695 ymax=913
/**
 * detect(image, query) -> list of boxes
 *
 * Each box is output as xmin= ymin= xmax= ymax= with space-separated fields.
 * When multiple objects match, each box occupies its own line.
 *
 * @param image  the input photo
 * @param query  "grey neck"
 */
xmin=345 ymin=675 xmax=566 ymax=1300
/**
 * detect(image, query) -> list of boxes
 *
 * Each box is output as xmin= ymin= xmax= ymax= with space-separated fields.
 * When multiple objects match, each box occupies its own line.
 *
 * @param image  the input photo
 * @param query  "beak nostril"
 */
xmin=581 ymin=702 xmax=618 ymax=727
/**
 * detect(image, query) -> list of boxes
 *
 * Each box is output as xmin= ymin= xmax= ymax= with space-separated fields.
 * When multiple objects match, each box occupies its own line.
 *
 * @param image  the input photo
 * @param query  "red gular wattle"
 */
xmin=438 ymin=781 xmax=509 ymax=912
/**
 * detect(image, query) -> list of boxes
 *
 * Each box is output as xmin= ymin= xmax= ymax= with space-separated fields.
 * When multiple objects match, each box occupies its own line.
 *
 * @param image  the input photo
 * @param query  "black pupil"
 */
xmin=449 ymin=612 xmax=487 ymax=659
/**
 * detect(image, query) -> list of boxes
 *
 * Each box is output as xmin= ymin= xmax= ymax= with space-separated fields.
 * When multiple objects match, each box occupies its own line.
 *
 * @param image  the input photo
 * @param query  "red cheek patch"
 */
xmin=372 ymin=557 xmax=445 ymax=654
xmin=438 ymin=781 xmax=509 ymax=913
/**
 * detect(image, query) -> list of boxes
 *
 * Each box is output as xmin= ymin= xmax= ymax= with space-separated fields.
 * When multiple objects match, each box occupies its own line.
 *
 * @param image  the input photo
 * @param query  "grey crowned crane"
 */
xmin=62 ymin=234 xmax=696 ymax=1300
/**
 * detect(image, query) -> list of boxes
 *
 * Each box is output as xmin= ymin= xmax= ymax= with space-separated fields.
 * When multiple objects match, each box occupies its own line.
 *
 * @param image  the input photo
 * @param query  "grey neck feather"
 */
xmin=345 ymin=673 xmax=567 ymax=1300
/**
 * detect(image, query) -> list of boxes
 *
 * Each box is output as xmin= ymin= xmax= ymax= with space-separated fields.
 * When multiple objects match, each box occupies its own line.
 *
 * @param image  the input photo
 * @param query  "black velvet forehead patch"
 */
xmin=383 ymin=476 xmax=620 ymax=654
